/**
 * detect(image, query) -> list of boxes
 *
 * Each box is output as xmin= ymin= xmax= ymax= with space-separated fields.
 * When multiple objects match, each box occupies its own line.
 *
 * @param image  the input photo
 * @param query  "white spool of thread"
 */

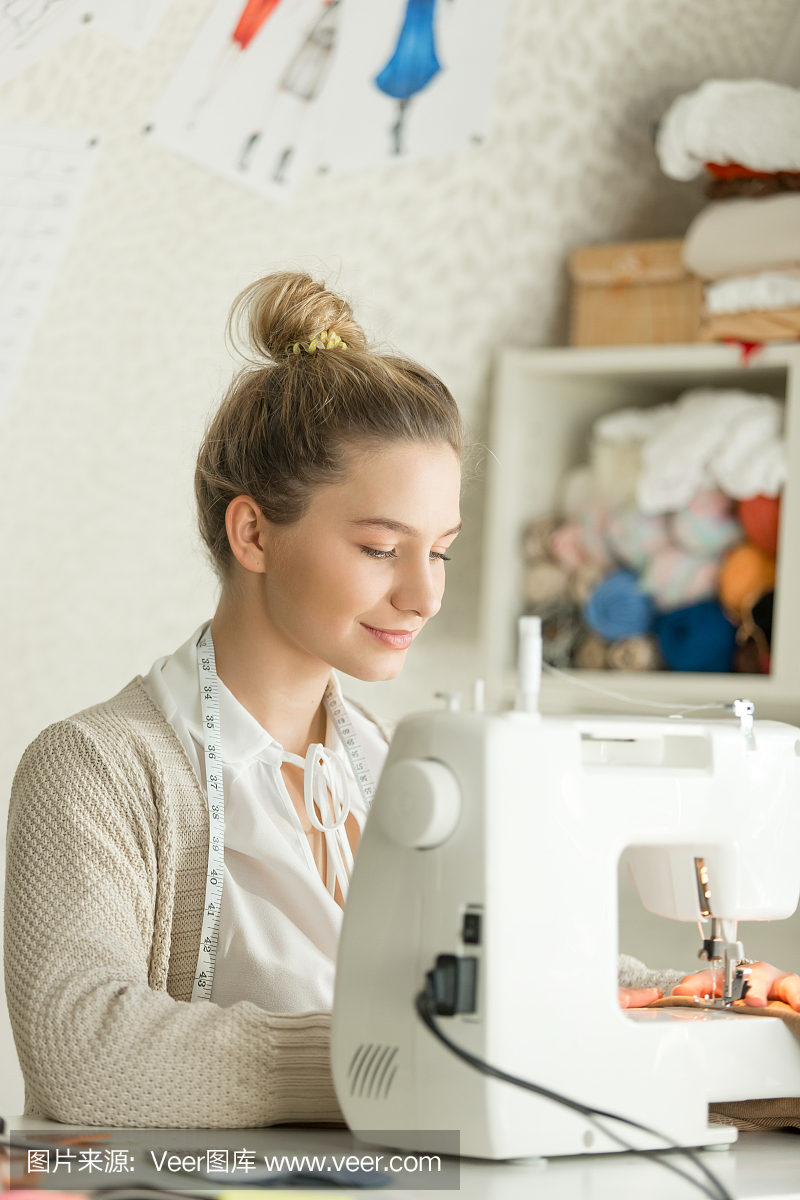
xmin=517 ymin=616 xmax=543 ymax=713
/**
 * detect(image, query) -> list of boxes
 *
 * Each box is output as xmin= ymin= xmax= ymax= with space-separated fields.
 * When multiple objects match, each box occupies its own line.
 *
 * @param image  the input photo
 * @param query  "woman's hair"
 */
xmin=195 ymin=271 xmax=464 ymax=577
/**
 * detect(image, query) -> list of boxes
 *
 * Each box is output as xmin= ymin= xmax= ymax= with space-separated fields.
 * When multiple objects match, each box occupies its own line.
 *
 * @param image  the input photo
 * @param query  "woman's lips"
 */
xmin=362 ymin=624 xmax=416 ymax=649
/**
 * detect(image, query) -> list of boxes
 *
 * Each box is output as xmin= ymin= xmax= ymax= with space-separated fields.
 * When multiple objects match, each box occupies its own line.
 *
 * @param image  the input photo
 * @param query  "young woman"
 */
xmin=5 ymin=272 xmax=799 ymax=1130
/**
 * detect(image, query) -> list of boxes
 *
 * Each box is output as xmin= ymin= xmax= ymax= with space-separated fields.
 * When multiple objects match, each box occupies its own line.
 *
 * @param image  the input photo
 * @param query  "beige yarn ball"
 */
xmin=522 ymin=515 xmax=559 ymax=564
xmin=569 ymin=564 xmax=608 ymax=606
xmin=573 ymin=635 xmax=608 ymax=670
xmin=523 ymin=561 xmax=569 ymax=607
xmin=607 ymin=636 xmax=660 ymax=671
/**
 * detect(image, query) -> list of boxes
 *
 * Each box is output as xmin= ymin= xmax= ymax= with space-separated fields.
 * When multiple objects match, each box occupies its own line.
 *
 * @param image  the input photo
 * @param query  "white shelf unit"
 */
xmin=480 ymin=343 xmax=800 ymax=721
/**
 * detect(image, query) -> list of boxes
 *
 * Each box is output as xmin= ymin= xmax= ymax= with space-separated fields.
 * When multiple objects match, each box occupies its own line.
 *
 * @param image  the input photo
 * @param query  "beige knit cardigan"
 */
xmin=4 ymin=677 xmax=359 ymax=1128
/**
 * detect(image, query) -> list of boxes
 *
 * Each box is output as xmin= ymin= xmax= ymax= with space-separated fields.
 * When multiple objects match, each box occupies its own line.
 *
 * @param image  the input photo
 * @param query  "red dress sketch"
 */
xmin=239 ymin=0 xmax=341 ymax=182
xmin=187 ymin=0 xmax=285 ymax=128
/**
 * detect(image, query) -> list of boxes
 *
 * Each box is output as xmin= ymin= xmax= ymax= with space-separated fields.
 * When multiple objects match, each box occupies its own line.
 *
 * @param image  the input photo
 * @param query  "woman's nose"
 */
xmin=391 ymin=557 xmax=443 ymax=620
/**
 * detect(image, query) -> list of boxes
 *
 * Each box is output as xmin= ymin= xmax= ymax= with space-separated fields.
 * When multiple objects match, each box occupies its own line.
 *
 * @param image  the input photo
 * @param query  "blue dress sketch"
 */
xmin=375 ymin=0 xmax=441 ymax=155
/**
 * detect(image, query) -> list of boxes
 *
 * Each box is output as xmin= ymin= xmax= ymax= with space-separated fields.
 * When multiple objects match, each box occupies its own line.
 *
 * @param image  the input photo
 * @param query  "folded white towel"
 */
xmin=641 ymin=390 xmax=784 ymax=512
xmin=705 ymin=270 xmax=800 ymax=314
xmin=682 ymin=194 xmax=800 ymax=281
xmin=595 ymin=405 xmax=672 ymax=444
xmin=594 ymin=391 xmax=785 ymax=515
xmin=657 ymin=79 xmax=800 ymax=180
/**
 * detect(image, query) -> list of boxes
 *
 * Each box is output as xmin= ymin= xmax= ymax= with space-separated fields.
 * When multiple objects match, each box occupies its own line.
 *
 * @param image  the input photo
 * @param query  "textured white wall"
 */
xmin=1 ymin=0 xmax=798 ymax=1118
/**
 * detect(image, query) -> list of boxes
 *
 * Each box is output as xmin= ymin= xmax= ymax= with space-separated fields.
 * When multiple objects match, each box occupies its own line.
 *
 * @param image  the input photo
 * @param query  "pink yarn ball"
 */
xmin=579 ymin=504 xmax=614 ymax=571
xmin=671 ymin=490 xmax=742 ymax=556
xmin=605 ymin=506 xmax=670 ymax=571
xmin=641 ymin=547 xmax=719 ymax=612
xmin=550 ymin=522 xmax=590 ymax=573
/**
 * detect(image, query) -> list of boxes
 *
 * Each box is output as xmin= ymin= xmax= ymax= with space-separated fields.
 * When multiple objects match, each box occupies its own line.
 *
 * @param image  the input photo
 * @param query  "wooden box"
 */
xmin=569 ymin=239 xmax=702 ymax=346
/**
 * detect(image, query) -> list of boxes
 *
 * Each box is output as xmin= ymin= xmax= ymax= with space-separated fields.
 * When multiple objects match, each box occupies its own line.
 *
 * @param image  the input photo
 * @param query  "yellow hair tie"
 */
xmin=286 ymin=329 xmax=347 ymax=356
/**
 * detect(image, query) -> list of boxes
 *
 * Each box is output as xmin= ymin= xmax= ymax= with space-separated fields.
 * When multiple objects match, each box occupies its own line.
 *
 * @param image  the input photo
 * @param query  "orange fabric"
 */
xmin=705 ymin=162 xmax=800 ymax=182
xmin=718 ymin=542 xmax=776 ymax=618
xmin=737 ymin=495 xmax=781 ymax=557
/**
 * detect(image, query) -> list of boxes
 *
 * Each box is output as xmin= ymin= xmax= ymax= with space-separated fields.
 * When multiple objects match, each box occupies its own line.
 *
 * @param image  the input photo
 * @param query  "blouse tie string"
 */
xmin=281 ymin=744 xmax=354 ymax=898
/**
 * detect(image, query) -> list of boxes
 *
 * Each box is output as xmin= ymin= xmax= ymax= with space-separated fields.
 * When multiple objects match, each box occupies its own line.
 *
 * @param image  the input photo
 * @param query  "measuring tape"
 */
xmin=323 ymin=680 xmax=377 ymax=807
xmin=191 ymin=626 xmax=377 ymax=1002
xmin=192 ymin=628 xmax=225 ymax=1002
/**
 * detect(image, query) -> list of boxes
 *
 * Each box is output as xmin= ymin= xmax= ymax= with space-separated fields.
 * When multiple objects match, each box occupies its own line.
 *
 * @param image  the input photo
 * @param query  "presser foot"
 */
xmin=699 ymin=964 xmax=752 ymax=1008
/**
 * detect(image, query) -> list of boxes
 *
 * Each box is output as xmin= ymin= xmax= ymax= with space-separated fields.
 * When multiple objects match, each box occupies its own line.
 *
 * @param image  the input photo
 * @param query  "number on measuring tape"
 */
xmin=323 ymin=680 xmax=377 ymax=805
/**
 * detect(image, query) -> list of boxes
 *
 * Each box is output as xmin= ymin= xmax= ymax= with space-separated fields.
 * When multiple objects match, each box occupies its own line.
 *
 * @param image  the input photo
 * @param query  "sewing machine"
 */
xmin=331 ymin=620 xmax=800 ymax=1160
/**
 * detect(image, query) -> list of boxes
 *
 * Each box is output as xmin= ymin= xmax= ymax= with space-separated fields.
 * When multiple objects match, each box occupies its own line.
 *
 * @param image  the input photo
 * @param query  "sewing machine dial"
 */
xmin=376 ymin=758 xmax=461 ymax=850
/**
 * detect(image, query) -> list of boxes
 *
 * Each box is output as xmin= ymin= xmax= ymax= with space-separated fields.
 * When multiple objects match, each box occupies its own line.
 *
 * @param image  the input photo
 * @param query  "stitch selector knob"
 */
xmin=377 ymin=759 xmax=461 ymax=849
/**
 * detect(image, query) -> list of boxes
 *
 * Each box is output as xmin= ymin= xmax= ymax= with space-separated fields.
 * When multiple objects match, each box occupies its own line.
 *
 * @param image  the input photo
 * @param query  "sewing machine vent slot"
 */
xmin=347 ymin=1043 xmax=399 ymax=1098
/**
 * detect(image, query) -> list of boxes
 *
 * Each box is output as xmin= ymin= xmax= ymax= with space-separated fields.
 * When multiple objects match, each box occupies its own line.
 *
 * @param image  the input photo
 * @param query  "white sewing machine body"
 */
xmin=331 ymin=708 xmax=800 ymax=1160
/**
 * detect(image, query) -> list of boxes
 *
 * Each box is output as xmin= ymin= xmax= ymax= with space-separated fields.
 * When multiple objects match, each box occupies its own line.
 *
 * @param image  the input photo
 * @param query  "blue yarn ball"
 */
xmin=655 ymin=602 xmax=737 ymax=674
xmin=583 ymin=569 xmax=654 ymax=641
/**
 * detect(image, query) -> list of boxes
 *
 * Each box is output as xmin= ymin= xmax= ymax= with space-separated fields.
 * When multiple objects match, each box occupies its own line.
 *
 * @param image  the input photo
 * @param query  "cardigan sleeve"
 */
xmin=4 ymin=718 xmax=343 ymax=1128
xmin=618 ymin=953 xmax=686 ymax=997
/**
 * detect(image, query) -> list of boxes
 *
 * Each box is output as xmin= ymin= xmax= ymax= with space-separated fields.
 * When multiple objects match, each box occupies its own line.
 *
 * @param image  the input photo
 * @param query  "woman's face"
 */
xmin=257 ymin=441 xmax=462 ymax=680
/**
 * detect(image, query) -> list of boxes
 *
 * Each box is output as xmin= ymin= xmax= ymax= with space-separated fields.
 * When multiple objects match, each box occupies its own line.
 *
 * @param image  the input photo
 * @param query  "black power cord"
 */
xmin=415 ymin=970 xmax=733 ymax=1200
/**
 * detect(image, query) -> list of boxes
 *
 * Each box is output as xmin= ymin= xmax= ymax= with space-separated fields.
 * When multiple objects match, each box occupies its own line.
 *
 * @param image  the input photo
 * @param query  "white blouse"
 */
xmin=142 ymin=623 xmax=389 ymax=1014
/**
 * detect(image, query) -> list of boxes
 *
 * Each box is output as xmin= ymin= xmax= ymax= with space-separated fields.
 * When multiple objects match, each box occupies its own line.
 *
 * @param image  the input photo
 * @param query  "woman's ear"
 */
xmin=225 ymin=496 xmax=269 ymax=574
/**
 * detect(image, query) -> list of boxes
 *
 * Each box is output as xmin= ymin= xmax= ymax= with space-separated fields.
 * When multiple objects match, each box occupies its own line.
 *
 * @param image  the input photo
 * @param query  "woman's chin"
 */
xmin=343 ymin=648 xmax=409 ymax=683
xmin=364 ymin=659 xmax=407 ymax=682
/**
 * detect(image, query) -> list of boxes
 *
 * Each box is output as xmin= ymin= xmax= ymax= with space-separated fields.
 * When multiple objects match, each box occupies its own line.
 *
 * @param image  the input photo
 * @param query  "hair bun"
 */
xmin=229 ymin=271 xmax=368 ymax=362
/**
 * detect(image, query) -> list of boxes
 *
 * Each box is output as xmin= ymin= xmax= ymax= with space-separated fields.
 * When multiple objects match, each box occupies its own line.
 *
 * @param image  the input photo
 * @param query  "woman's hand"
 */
xmin=618 ymin=986 xmax=662 ymax=1008
xmin=672 ymin=961 xmax=800 ymax=1011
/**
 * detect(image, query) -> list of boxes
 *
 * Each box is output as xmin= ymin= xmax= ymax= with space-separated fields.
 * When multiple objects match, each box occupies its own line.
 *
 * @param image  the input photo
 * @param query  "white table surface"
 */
xmin=7 ymin=1117 xmax=800 ymax=1199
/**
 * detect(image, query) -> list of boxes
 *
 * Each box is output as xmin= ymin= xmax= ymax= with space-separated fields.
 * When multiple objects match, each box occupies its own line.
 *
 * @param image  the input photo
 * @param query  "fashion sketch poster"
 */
xmin=148 ymin=0 xmax=345 ymax=198
xmin=148 ymin=0 xmax=507 ymax=198
xmin=319 ymin=0 xmax=508 ymax=174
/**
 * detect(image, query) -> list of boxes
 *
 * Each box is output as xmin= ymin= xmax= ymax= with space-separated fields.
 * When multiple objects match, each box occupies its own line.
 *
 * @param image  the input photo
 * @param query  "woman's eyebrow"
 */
xmin=353 ymin=518 xmax=462 ymax=538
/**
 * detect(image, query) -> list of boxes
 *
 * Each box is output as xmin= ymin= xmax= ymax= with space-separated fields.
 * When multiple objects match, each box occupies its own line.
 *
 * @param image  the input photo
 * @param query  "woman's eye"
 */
xmin=360 ymin=546 xmax=450 ymax=562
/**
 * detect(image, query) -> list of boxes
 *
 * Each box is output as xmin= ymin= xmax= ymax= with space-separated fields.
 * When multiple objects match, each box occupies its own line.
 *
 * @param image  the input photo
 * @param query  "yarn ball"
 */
xmin=640 ymin=547 xmax=719 ymax=612
xmin=737 ymin=494 xmax=781 ymax=557
xmin=541 ymin=605 xmax=582 ymax=668
xmin=583 ymin=569 xmax=655 ymax=641
xmin=579 ymin=503 xmax=614 ymax=570
xmin=573 ymin=634 xmax=608 ymax=670
xmin=522 ymin=515 xmax=558 ymax=564
xmin=718 ymin=543 xmax=776 ymax=617
xmin=550 ymin=521 xmax=590 ymax=573
xmin=670 ymin=490 xmax=743 ymax=556
xmin=523 ymin=561 xmax=570 ymax=607
xmin=655 ymin=602 xmax=737 ymax=673
xmin=605 ymin=506 xmax=670 ymax=572
xmin=569 ymin=563 xmax=609 ymax=606
xmin=607 ymin=636 xmax=661 ymax=671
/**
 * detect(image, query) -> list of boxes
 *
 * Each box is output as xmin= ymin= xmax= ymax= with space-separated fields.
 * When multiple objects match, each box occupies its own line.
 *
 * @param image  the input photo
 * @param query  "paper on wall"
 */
xmin=0 ymin=123 xmax=101 ymax=416
xmin=0 ymin=0 xmax=96 ymax=84
xmin=317 ymin=0 xmax=509 ymax=174
xmin=147 ymin=0 xmax=507 ymax=199
xmin=147 ymin=0 xmax=343 ymax=200
xmin=94 ymin=0 xmax=176 ymax=52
